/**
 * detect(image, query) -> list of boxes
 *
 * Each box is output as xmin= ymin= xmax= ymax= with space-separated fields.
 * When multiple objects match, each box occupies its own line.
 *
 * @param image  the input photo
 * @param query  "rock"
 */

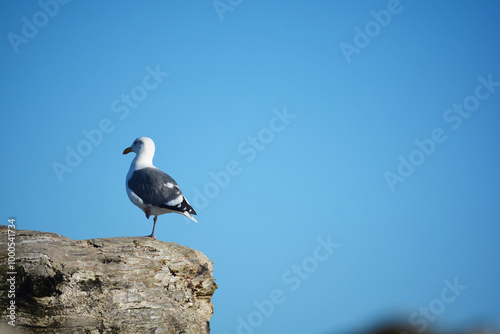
xmin=0 ymin=225 xmax=217 ymax=333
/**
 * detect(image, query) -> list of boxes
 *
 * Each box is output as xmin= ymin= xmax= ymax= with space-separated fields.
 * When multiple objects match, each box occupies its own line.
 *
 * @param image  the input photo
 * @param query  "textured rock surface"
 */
xmin=0 ymin=226 xmax=217 ymax=333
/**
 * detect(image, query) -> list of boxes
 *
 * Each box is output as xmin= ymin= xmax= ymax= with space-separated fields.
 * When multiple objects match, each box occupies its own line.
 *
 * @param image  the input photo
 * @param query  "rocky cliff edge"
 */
xmin=0 ymin=225 xmax=217 ymax=334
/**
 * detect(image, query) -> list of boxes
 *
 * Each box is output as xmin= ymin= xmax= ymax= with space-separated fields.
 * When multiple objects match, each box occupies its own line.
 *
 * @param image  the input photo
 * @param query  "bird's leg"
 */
xmin=146 ymin=216 xmax=158 ymax=239
xmin=144 ymin=207 xmax=151 ymax=219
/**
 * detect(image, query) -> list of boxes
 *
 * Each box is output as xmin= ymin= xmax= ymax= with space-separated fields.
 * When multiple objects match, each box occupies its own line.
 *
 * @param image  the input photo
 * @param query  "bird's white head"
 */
xmin=123 ymin=137 xmax=155 ymax=156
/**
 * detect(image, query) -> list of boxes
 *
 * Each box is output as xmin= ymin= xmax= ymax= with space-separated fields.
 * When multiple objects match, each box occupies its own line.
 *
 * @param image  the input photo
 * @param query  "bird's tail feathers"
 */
xmin=183 ymin=211 xmax=198 ymax=223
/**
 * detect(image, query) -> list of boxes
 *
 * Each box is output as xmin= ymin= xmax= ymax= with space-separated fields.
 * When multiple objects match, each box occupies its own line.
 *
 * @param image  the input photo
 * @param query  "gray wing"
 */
xmin=128 ymin=167 xmax=197 ymax=215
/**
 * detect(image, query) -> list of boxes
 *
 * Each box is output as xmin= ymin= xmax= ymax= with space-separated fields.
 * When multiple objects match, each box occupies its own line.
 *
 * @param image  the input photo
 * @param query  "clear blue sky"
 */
xmin=1 ymin=1 xmax=500 ymax=333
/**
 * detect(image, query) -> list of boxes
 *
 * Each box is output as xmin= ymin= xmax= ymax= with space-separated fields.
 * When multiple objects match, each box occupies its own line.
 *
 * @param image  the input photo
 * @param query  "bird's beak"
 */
xmin=123 ymin=147 xmax=133 ymax=155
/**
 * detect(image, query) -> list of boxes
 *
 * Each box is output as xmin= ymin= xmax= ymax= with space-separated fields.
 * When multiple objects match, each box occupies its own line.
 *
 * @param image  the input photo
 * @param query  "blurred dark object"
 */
xmin=358 ymin=321 xmax=435 ymax=334
xmin=348 ymin=319 xmax=500 ymax=334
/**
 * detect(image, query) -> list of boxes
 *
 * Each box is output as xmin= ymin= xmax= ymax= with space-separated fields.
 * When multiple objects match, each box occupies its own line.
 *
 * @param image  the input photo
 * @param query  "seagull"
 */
xmin=123 ymin=137 xmax=197 ymax=239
